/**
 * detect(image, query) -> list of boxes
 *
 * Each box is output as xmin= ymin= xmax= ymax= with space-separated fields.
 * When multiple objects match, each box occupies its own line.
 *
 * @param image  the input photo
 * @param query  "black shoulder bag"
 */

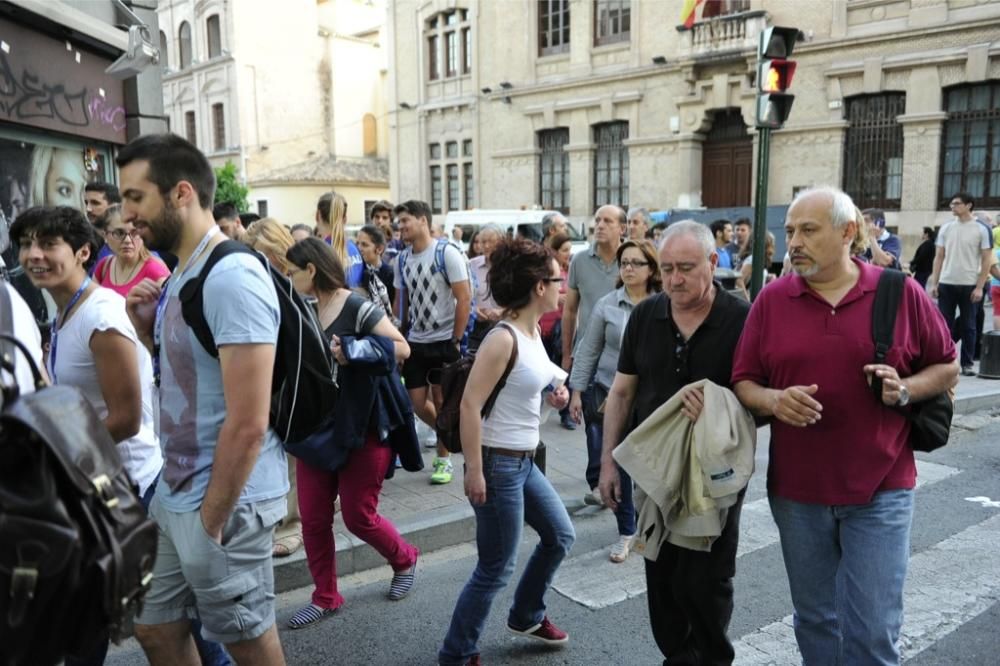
xmin=871 ymin=269 xmax=953 ymax=452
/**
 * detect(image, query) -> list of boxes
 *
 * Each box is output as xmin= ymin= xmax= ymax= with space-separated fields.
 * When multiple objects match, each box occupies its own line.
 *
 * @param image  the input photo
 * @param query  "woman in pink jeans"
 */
xmin=285 ymin=237 xmax=419 ymax=629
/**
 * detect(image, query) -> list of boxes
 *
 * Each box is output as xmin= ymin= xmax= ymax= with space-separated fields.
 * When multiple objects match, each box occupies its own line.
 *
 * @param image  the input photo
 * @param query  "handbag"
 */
xmin=871 ymin=269 xmax=953 ymax=452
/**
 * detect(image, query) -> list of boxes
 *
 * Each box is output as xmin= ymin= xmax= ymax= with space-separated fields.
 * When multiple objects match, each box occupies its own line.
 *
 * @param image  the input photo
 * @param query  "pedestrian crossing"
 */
xmin=552 ymin=460 xmax=1000 ymax=662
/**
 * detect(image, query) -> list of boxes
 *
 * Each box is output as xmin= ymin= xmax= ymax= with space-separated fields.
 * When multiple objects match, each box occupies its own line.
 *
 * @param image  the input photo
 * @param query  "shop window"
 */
xmin=207 ymin=14 xmax=222 ymax=59
xmin=843 ymin=94 xmax=905 ymax=210
xmin=940 ymin=82 xmax=1000 ymax=209
xmin=594 ymin=0 xmax=630 ymax=46
xmin=179 ymin=22 xmax=192 ymax=69
xmin=539 ymin=0 xmax=570 ymax=56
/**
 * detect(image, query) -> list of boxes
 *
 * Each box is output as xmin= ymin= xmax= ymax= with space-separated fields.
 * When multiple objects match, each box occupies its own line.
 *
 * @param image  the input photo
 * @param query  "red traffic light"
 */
xmin=759 ymin=59 xmax=796 ymax=93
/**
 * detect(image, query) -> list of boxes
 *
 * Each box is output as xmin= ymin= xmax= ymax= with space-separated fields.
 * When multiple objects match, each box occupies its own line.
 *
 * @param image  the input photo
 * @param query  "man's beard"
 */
xmin=144 ymin=201 xmax=184 ymax=253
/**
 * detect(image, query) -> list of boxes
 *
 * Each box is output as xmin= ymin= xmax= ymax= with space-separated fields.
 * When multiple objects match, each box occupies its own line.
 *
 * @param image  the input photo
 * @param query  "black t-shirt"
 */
xmin=324 ymin=292 xmax=385 ymax=339
xmin=617 ymin=287 xmax=750 ymax=424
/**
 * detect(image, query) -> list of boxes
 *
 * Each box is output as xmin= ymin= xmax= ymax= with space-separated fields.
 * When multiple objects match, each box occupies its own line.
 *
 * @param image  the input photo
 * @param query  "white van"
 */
xmin=443 ymin=210 xmax=589 ymax=254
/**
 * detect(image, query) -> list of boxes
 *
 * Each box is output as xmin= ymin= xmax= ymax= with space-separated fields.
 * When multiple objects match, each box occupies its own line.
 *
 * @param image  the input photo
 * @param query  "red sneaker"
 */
xmin=507 ymin=616 xmax=568 ymax=646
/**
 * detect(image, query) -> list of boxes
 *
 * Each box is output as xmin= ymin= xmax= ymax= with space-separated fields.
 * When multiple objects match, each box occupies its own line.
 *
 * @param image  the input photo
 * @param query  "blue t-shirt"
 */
xmin=155 ymin=251 xmax=288 ymax=512
xmin=716 ymin=247 xmax=733 ymax=269
xmin=346 ymin=239 xmax=364 ymax=288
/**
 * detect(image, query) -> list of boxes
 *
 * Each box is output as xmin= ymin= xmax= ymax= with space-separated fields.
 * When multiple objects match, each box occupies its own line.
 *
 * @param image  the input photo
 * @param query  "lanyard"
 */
xmin=152 ymin=227 xmax=219 ymax=387
xmin=48 ymin=276 xmax=91 ymax=383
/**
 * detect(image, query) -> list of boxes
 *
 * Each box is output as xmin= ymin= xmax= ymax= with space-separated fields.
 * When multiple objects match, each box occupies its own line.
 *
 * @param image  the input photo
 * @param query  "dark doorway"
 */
xmin=701 ymin=108 xmax=752 ymax=208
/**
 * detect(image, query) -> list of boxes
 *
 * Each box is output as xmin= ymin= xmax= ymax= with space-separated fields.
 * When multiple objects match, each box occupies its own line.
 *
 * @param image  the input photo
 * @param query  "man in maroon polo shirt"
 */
xmin=732 ymin=186 xmax=958 ymax=665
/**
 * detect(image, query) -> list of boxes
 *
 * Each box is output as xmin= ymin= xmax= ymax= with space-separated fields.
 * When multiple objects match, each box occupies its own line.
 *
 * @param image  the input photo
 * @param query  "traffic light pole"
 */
xmin=750 ymin=126 xmax=771 ymax=300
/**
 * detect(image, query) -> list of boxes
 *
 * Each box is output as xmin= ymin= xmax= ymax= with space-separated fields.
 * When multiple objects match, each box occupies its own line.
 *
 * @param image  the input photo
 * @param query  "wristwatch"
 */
xmin=896 ymin=383 xmax=910 ymax=407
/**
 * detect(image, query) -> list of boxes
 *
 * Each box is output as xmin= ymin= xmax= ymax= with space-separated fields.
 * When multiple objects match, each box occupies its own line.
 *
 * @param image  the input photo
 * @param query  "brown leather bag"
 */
xmin=0 ymin=284 xmax=158 ymax=665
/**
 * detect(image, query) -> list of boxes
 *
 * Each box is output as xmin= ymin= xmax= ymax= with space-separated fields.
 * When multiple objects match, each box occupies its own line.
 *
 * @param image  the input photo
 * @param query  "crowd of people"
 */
xmin=1 ymin=129 xmax=990 ymax=666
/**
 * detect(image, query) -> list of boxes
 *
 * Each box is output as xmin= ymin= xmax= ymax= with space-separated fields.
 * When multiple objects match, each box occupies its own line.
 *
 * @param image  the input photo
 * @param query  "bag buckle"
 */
xmin=8 ymin=566 xmax=38 ymax=627
xmin=91 ymin=474 xmax=119 ymax=509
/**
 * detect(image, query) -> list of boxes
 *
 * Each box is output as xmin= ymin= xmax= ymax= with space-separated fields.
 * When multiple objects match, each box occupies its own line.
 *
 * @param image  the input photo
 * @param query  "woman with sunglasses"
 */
xmin=92 ymin=205 xmax=169 ymax=297
xmin=568 ymin=239 xmax=661 ymax=563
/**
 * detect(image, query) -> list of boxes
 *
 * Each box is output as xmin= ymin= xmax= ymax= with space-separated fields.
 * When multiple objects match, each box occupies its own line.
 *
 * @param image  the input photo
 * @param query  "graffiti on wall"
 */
xmin=0 ymin=15 xmax=127 ymax=143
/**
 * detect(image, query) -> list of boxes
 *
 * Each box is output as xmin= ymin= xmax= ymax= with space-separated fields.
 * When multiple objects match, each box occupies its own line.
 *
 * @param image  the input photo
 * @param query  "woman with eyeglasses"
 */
xmin=92 ymin=205 xmax=169 ymax=298
xmin=568 ymin=239 xmax=661 ymax=563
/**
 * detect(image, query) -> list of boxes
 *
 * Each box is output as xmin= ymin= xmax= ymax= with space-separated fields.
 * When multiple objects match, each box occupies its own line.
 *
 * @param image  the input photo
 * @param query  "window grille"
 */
xmin=593 ymin=122 xmax=629 ymax=209
xmin=538 ymin=128 xmax=570 ymax=214
xmin=842 ymin=94 xmax=906 ymax=210
xmin=940 ymin=83 xmax=1000 ymax=209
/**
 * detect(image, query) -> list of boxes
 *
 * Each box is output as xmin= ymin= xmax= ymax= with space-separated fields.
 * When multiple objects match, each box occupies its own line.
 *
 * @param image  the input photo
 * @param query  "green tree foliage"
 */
xmin=214 ymin=161 xmax=249 ymax=212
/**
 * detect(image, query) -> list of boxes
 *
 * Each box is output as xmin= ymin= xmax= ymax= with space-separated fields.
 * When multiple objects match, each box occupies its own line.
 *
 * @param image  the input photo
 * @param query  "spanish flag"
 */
xmin=681 ymin=0 xmax=705 ymax=28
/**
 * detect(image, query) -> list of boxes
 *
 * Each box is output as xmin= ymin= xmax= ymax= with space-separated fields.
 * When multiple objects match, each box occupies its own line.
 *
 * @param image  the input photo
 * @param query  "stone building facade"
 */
xmin=158 ymin=0 xmax=390 ymax=225
xmin=387 ymin=0 xmax=1000 ymax=252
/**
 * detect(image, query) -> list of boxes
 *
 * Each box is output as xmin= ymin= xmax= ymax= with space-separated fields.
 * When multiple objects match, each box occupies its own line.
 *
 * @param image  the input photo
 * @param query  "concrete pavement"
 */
xmin=272 ymin=369 xmax=1000 ymax=594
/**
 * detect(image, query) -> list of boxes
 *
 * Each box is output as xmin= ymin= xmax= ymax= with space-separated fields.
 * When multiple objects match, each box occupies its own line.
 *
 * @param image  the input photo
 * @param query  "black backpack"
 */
xmin=871 ymin=269 xmax=954 ymax=452
xmin=179 ymin=240 xmax=337 ymax=444
xmin=0 ymin=285 xmax=158 ymax=666
xmin=436 ymin=323 xmax=518 ymax=454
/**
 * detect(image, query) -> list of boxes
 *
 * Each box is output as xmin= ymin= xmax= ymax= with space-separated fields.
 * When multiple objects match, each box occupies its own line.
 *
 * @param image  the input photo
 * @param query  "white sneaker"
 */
xmin=610 ymin=534 xmax=635 ymax=563
xmin=583 ymin=488 xmax=606 ymax=508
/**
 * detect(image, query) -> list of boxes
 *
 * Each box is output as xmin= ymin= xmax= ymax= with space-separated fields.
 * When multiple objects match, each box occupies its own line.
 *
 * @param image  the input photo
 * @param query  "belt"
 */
xmin=483 ymin=446 xmax=535 ymax=459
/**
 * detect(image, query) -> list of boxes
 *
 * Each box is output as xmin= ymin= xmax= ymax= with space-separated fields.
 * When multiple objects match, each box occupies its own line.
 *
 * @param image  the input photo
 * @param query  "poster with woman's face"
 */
xmin=0 ymin=137 xmax=107 ymax=222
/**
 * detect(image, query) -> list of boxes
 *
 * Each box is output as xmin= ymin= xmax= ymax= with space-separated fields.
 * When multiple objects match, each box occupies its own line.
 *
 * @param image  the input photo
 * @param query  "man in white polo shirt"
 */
xmin=929 ymin=192 xmax=993 ymax=376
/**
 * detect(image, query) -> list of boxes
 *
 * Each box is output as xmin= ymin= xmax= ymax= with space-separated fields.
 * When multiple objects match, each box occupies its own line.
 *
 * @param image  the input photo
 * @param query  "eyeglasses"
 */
xmin=107 ymin=229 xmax=140 ymax=241
xmin=620 ymin=260 xmax=650 ymax=269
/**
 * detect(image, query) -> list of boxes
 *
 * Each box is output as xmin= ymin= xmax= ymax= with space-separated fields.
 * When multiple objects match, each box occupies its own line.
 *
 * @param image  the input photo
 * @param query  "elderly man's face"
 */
xmin=627 ymin=214 xmax=648 ymax=240
xmin=659 ymin=233 xmax=717 ymax=310
xmin=593 ymin=206 xmax=624 ymax=244
xmin=785 ymin=193 xmax=855 ymax=279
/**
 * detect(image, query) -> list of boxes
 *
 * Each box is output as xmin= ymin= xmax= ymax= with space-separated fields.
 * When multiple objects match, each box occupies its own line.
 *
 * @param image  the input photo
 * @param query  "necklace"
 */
xmin=112 ymin=256 xmax=142 ymax=285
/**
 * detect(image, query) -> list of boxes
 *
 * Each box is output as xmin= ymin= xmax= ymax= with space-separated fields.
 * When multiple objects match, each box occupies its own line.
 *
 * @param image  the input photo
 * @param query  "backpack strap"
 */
xmin=872 ymin=268 xmax=905 ymax=363
xmin=179 ymin=240 xmax=259 ymax=358
xmin=433 ymin=238 xmax=452 ymax=287
xmin=481 ymin=322 xmax=519 ymax=419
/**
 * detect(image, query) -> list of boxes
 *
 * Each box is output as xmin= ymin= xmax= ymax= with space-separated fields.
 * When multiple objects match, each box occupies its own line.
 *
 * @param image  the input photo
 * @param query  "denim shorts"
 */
xmin=136 ymin=496 xmax=286 ymax=644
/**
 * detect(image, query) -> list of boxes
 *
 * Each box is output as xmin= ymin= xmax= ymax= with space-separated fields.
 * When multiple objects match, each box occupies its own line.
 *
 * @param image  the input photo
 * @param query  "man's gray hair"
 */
xmin=790 ymin=186 xmax=857 ymax=229
xmin=478 ymin=223 xmax=503 ymax=239
xmin=627 ymin=207 xmax=650 ymax=223
xmin=542 ymin=212 xmax=565 ymax=235
xmin=661 ymin=220 xmax=715 ymax=258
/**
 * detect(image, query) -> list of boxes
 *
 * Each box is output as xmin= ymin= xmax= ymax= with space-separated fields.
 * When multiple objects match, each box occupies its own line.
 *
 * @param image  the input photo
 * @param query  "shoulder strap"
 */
xmin=872 ymin=268 xmax=905 ymax=363
xmin=0 ymin=281 xmax=15 ymax=396
xmin=398 ymin=247 xmax=411 ymax=292
xmin=179 ymin=240 xmax=258 ymax=358
xmin=481 ymin=322 xmax=519 ymax=419
xmin=434 ymin=239 xmax=451 ymax=287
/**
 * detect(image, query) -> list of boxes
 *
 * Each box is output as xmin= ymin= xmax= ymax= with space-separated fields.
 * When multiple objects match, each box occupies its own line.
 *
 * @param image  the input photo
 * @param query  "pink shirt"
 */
xmin=731 ymin=260 xmax=955 ymax=505
xmin=93 ymin=256 xmax=171 ymax=298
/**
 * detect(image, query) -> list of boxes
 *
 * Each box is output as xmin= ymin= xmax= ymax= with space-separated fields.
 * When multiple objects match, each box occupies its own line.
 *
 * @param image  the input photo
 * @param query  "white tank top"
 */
xmin=481 ymin=323 xmax=553 ymax=451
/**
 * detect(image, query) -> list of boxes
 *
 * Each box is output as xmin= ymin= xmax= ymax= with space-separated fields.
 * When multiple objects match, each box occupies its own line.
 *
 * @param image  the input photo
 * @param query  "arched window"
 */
xmin=363 ymin=114 xmax=377 ymax=156
xmin=206 ymin=14 xmax=222 ymax=59
xmin=159 ymin=30 xmax=168 ymax=70
xmin=178 ymin=22 xmax=192 ymax=68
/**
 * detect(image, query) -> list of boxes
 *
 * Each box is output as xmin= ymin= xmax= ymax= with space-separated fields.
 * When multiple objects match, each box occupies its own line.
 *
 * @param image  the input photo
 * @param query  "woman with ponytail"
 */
xmin=315 ymin=191 xmax=365 ymax=288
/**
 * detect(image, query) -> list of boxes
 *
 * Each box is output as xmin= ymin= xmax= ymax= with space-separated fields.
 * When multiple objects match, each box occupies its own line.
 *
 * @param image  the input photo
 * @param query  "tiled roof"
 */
xmin=251 ymin=155 xmax=389 ymax=186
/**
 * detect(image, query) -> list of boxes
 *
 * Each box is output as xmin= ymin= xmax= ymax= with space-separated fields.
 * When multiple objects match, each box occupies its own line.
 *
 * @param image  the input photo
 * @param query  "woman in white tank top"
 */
xmin=439 ymin=238 xmax=576 ymax=665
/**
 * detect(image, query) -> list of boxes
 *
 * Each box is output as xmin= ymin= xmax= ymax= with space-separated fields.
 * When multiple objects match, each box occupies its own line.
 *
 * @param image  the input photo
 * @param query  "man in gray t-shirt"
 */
xmin=393 ymin=200 xmax=472 ymax=486
xmin=119 ymin=134 xmax=288 ymax=663
xmin=929 ymin=192 xmax=992 ymax=374
xmin=561 ymin=205 xmax=625 ymax=506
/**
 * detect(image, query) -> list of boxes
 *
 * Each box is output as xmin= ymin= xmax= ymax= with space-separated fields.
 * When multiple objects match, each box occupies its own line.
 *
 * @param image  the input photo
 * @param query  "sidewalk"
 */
xmin=272 ymin=370 xmax=1000 ymax=593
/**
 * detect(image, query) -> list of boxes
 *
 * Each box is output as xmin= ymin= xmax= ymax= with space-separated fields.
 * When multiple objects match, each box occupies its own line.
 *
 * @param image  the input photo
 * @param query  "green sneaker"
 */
xmin=430 ymin=457 xmax=453 ymax=484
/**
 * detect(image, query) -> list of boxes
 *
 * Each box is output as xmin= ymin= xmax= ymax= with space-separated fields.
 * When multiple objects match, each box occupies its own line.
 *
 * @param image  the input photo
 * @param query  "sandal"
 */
xmin=272 ymin=534 xmax=303 ymax=558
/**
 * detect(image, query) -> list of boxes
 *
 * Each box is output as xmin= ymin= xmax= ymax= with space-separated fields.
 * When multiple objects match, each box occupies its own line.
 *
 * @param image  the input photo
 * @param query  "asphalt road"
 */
xmin=108 ymin=414 xmax=1000 ymax=665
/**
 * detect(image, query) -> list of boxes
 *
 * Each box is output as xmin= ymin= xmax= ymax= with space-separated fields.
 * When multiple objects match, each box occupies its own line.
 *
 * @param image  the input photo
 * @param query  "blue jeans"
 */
xmin=582 ymin=384 xmax=635 ymax=535
xmin=937 ymin=283 xmax=977 ymax=368
xmin=769 ymin=489 xmax=914 ymax=666
xmin=439 ymin=451 xmax=575 ymax=664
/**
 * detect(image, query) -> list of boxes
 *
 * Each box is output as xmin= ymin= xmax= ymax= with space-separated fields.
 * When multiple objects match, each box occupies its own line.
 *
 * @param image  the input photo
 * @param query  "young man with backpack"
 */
xmin=393 ymin=200 xmax=472 ymax=485
xmin=119 ymin=133 xmax=288 ymax=666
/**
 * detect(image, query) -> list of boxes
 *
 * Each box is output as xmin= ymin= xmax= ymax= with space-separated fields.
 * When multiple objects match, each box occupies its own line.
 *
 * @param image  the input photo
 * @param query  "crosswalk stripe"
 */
xmin=554 ymin=461 xmax=959 ymax=611
xmin=733 ymin=512 xmax=1000 ymax=663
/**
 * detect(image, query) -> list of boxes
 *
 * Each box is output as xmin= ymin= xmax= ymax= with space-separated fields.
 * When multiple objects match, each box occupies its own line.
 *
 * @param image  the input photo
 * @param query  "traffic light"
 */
xmin=756 ymin=26 xmax=802 ymax=129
